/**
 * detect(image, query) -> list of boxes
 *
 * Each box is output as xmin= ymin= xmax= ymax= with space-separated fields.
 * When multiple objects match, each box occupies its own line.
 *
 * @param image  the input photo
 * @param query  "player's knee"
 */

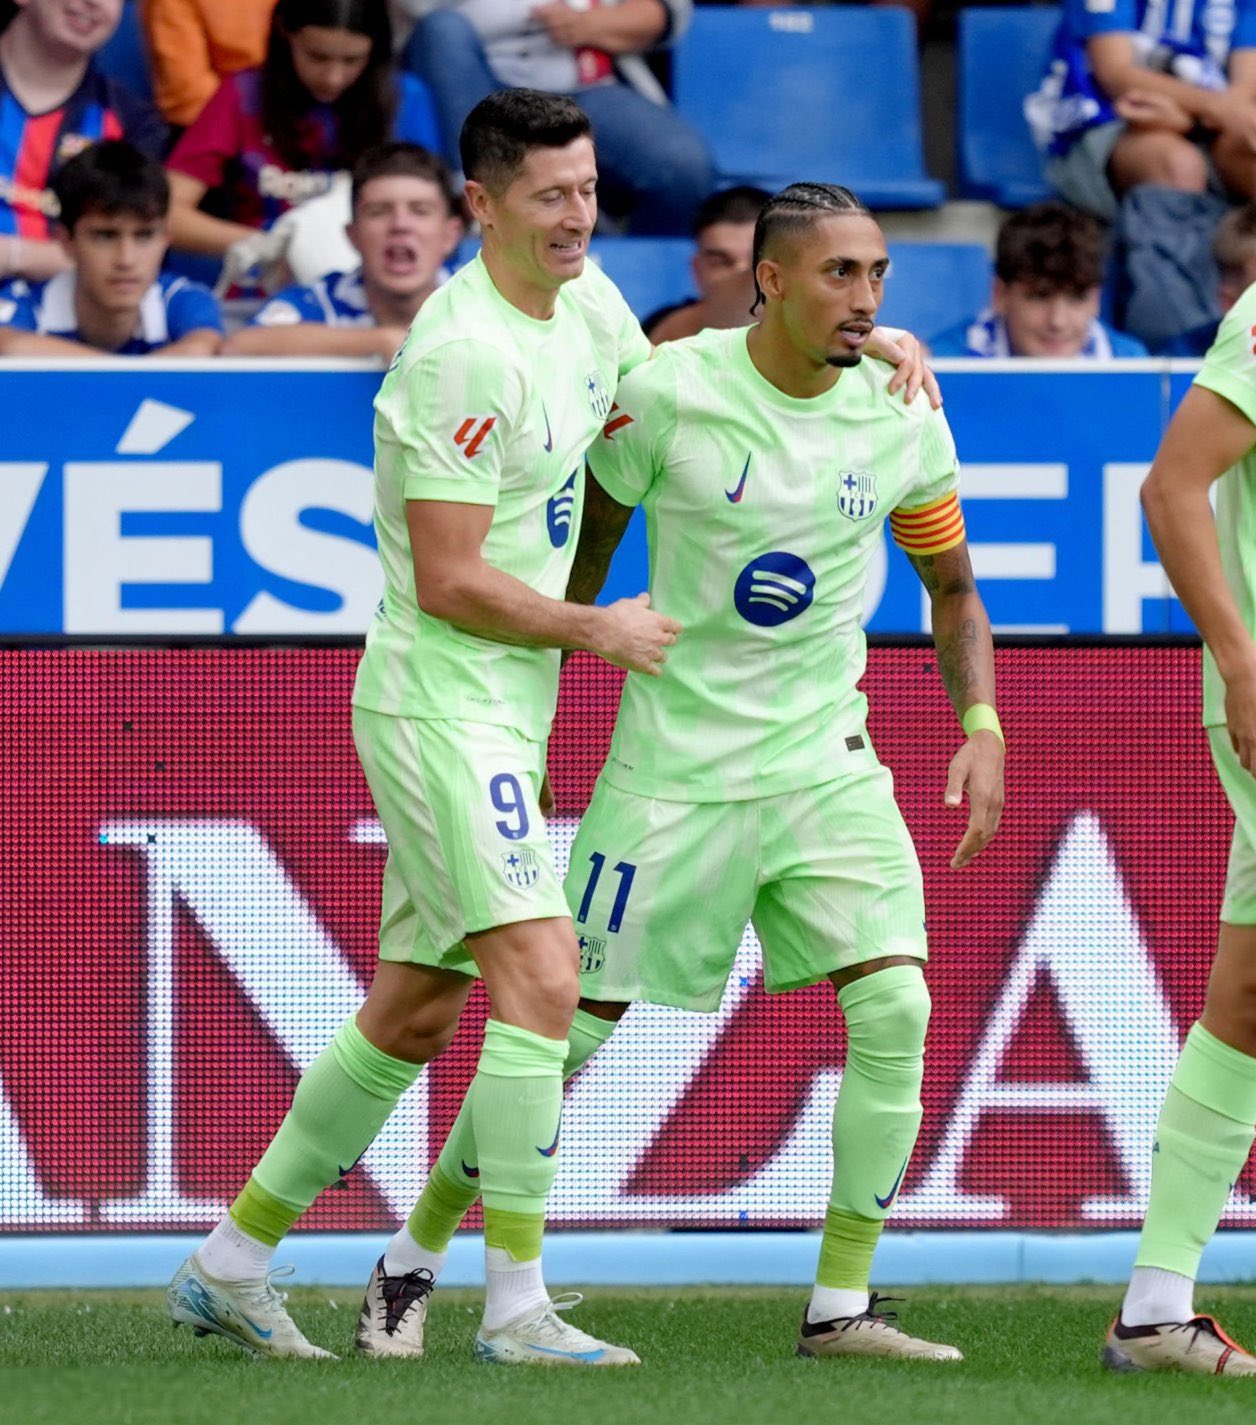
xmin=841 ymin=965 xmax=931 ymax=1068
xmin=371 ymin=1004 xmax=462 ymax=1063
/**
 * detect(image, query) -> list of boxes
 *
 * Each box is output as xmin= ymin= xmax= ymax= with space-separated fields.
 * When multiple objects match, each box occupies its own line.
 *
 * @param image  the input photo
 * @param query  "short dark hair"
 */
xmin=751 ymin=182 xmax=872 ymax=309
xmin=1213 ymin=203 xmax=1256 ymax=285
xmin=351 ymin=141 xmax=460 ymax=217
xmin=460 ymin=89 xmax=592 ymax=192
xmin=995 ymin=201 xmax=1107 ymax=295
xmin=53 ymin=140 xmax=170 ymax=233
xmin=694 ymin=185 xmax=771 ymax=238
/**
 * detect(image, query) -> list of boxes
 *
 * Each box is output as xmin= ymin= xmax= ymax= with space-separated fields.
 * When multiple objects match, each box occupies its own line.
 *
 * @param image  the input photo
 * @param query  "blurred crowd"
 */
xmin=1 ymin=0 xmax=1255 ymax=360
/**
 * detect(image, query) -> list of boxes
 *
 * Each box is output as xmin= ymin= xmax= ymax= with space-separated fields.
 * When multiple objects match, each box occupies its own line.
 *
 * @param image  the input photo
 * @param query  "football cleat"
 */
xmin=1103 ymin=1314 xmax=1256 ymax=1375
xmin=167 ymin=1251 xmax=336 ymax=1359
xmin=355 ymin=1256 xmax=436 ymax=1358
xmin=796 ymin=1293 xmax=963 ymax=1361
xmin=474 ymin=1293 xmax=641 ymax=1367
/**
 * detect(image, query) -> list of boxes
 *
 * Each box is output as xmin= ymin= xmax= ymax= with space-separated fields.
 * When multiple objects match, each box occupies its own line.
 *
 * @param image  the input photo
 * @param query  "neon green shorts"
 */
xmin=1210 ymin=726 xmax=1256 ymax=924
xmin=565 ymin=764 xmax=928 ymax=1013
xmin=353 ymin=708 xmax=569 ymax=974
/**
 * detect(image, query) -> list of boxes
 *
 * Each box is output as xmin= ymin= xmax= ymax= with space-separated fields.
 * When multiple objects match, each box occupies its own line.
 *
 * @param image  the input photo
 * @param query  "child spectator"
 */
xmin=165 ymin=0 xmax=440 ymax=279
xmin=400 ymin=0 xmax=712 ymax=234
xmin=140 ymin=0 xmax=277 ymax=130
xmin=224 ymin=140 xmax=460 ymax=357
xmin=1027 ymin=0 xmax=1256 ymax=220
xmin=647 ymin=183 xmax=767 ymax=341
xmin=930 ymin=201 xmax=1147 ymax=358
xmin=0 ymin=138 xmax=222 ymax=354
xmin=0 ymin=0 xmax=166 ymax=283
xmin=1165 ymin=203 xmax=1256 ymax=354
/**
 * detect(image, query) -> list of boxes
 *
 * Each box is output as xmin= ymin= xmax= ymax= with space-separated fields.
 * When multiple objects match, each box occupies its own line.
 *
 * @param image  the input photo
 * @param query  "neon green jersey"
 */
xmin=1196 ymin=286 xmax=1256 ymax=728
xmin=352 ymin=255 xmax=650 ymax=739
xmin=586 ymin=325 xmax=964 ymax=801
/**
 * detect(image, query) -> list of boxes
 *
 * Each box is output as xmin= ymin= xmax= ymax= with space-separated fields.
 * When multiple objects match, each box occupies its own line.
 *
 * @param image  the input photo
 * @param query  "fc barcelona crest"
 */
xmin=501 ymin=849 xmax=540 ymax=889
xmin=578 ymin=934 xmax=606 ymax=974
xmin=837 ymin=469 xmax=878 ymax=521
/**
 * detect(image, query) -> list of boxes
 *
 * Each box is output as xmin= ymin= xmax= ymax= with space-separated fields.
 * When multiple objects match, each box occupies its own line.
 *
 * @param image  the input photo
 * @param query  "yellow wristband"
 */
xmin=961 ymin=702 xmax=1004 ymax=746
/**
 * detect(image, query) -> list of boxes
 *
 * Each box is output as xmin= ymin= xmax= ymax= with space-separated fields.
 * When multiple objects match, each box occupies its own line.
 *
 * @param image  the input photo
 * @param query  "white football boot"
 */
xmin=1104 ymin=1314 xmax=1256 ymax=1375
xmin=167 ymin=1251 xmax=336 ymax=1359
xmin=474 ymin=1293 xmax=640 ymax=1367
xmin=355 ymin=1256 xmax=436 ymax=1358
xmin=796 ymin=1293 xmax=962 ymax=1361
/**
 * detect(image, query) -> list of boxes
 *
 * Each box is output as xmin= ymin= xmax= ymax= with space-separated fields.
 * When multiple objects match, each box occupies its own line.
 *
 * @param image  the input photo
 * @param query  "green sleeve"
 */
xmin=375 ymin=336 xmax=524 ymax=506
xmin=1195 ymin=291 xmax=1256 ymax=429
xmin=586 ymin=355 xmax=676 ymax=508
xmin=905 ymin=404 xmax=962 ymax=509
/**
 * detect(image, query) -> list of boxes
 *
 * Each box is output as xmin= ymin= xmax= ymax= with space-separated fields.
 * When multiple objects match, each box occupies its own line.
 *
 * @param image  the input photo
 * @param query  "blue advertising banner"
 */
xmin=0 ymin=358 xmax=1196 ymax=635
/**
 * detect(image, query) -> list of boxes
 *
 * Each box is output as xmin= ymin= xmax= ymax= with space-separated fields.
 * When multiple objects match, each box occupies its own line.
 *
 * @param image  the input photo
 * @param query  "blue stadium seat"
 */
xmin=673 ymin=7 xmax=944 ymax=209
xmin=97 ymin=1 xmax=155 ymax=105
xmin=587 ymin=237 xmax=694 ymax=322
xmin=881 ymin=242 xmax=992 ymax=344
xmin=958 ymin=6 xmax=1056 ymax=206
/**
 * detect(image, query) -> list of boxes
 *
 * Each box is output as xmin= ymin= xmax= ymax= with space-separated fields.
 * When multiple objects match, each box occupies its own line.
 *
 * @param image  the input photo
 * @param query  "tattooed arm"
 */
xmin=908 ymin=539 xmax=1004 ymax=868
xmin=567 ymin=470 xmax=637 ymax=607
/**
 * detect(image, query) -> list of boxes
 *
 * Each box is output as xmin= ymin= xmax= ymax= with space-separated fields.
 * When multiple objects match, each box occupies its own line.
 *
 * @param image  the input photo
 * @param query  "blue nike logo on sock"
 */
xmin=461 ymin=1160 xmax=480 ymax=1179
xmin=874 ymin=1157 xmax=909 ymax=1210
xmin=536 ymin=1126 xmax=561 ymax=1158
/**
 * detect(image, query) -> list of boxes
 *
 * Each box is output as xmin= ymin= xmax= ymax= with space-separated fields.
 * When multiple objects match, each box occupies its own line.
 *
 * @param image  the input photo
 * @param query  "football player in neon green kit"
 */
xmin=1104 ymin=288 xmax=1256 ymax=1376
xmin=166 ymin=89 xmax=680 ymax=1366
xmin=395 ymin=183 xmax=1005 ymax=1361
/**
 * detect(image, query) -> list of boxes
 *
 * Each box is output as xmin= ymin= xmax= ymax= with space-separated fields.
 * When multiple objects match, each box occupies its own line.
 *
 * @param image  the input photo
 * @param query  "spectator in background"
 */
xmin=399 ymin=0 xmax=712 ymax=234
xmin=930 ymin=201 xmax=1147 ymax=358
xmin=224 ymin=140 xmax=460 ymax=357
xmin=165 ymin=0 xmax=440 ymax=280
xmin=1026 ymin=0 xmax=1256 ymax=221
xmin=0 ymin=139 xmax=222 ymax=355
xmin=1165 ymin=203 xmax=1256 ymax=354
xmin=0 ymin=0 xmax=165 ymax=284
xmin=140 ymin=0 xmax=277 ymax=130
xmin=646 ymin=182 xmax=766 ymax=341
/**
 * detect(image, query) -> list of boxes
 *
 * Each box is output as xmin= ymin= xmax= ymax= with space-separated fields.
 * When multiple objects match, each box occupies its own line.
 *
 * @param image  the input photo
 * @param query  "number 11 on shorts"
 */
xmin=575 ymin=851 xmax=637 ymax=933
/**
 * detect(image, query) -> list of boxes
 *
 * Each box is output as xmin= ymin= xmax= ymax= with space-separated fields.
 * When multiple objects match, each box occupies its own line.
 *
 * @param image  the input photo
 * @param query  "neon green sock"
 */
xmin=483 ymin=1205 xmax=545 ymax=1262
xmin=1136 ymin=1023 xmax=1256 ymax=1278
xmin=816 ymin=1207 xmax=884 ymax=1290
xmin=466 ymin=1019 xmax=567 ymax=1261
xmin=407 ymin=1008 xmax=615 ymax=1254
xmin=231 ymin=1016 xmax=421 ymax=1246
xmin=829 ymin=965 xmax=929 ymax=1225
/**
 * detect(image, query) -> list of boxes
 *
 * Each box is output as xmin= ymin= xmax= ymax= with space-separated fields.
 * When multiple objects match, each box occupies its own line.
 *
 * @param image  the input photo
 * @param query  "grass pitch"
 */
xmin=6 ymin=1285 xmax=1256 ymax=1425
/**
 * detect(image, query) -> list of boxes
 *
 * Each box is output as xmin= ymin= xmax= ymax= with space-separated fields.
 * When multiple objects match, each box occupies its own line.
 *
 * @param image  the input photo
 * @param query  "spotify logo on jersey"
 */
xmin=733 ymin=551 xmax=816 ymax=626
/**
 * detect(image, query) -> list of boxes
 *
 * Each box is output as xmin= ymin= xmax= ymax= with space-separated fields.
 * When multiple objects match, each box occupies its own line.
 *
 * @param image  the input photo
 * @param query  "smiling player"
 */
xmin=401 ymin=182 xmax=1006 ymax=1362
xmin=167 ymin=89 xmax=676 ymax=1366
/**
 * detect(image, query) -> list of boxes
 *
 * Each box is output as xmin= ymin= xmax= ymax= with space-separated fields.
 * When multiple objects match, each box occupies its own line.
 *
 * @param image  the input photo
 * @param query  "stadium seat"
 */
xmin=672 ymin=7 xmax=944 ymax=209
xmin=97 ymin=2 xmax=155 ymax=105
xmin=881 ymin=242 xmax=992 ymax=344
xmin=958 ymin=6 xmax=1056 ymax=206
xmin=588 ymin=237 xmax=694 ymax=323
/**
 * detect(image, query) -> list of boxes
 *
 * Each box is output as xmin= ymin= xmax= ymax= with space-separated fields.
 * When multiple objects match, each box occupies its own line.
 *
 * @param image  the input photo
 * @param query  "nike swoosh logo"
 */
xmin=541 ymin=402 xmax=553 ymax=453
xmin=725 ymin=454 xmax=750 ymax=503
xmin=461 ymin=1160 xmax=480 ymax=1179
xmin=874 ymin=1157 xmax=909 ymax=1210
xmin=338 ymin=1149 xmax=366 ymax=1178
xmin=526 ymin=1343 xmax=607 ymax=1361
xmin=536 ymin=1126 xmax=561 ymax=1158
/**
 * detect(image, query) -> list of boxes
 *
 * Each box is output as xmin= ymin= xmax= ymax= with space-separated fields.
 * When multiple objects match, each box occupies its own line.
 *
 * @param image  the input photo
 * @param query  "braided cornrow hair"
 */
xmin=750 ymin=182 xmax=871 ymax=311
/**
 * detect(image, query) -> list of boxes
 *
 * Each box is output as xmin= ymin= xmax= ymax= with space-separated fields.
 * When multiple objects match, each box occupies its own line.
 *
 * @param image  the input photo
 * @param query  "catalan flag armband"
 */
xmin=888 ymin=490 xmax=965 ymax=557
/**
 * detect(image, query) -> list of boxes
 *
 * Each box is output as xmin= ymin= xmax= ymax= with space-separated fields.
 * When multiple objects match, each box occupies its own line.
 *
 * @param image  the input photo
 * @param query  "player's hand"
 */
xmin=539 ymin=770 xmax=556 ymax=817
xmin=945 ymin=729 xmax=1004 ymax=868
xmin=590 ymin=592 xmax=681 ymax=676
xmin=1115 ymin=87 xmax=1193 ymax=134
xmin=1225 ymin=662 xmax=1256 ymax=774
xmin=867 ymin=326 xmax=943 ymax=409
